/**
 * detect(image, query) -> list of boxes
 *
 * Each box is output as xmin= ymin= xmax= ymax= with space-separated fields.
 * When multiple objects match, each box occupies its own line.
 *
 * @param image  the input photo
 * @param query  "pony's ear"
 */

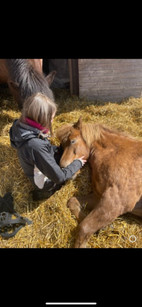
xmin=45 ymin=70 xmax=56 ymax=86
xmin=73 ymin=117 xmax=82 ymax=130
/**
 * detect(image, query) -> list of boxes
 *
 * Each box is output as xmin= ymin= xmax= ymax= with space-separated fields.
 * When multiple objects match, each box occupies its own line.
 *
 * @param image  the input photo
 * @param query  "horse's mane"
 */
xmin=6 ymin=59 xmax=54 ymax=101
xmin=56 ymin=121 xmax=133 ymax=148
xmin=81 ymin=122 xmax=136 ymax=148
xmin=81 ymin=123 xmax=116 ymax=146
xmin=56 ymin=122 xmax=109 ymax=145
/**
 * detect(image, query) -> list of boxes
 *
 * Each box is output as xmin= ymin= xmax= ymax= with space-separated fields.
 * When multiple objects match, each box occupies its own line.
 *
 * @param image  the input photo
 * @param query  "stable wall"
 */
xmin=78 ymin=59 xmax=142 ymax=101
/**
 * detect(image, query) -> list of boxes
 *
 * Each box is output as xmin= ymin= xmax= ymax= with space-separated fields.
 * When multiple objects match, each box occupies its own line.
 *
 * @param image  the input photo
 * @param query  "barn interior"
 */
xmin=0 ymin=59 xmax=142 ymax=248
xmin=0 ymin=90 xmax=142 ymax=248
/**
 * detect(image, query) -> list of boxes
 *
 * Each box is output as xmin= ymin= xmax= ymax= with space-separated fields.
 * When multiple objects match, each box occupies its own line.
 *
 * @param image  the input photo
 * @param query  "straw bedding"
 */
xmin=0 ymin=86 xmax=142 ymax=248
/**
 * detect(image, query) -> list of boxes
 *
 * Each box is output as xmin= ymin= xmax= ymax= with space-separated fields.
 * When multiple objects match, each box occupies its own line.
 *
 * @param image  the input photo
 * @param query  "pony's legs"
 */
xmin=67 ymin=197 xmax=86 ymax=222
xmin=67 ymin=193 xmax=99 ymax=222
xmin=68 ymin=187 xmax=142 ymax=247
xmin=131 ymin=196 xmax=142 ymax=218
xmin=79 ymin=192 xmax=99 ymax=211
xmin=74 ymin=186 xmax=131 ymax=248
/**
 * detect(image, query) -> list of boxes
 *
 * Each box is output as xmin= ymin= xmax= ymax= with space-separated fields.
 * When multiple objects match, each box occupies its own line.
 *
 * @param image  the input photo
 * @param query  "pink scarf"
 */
xmin=25 ymin=117 xmax=49 ymax=134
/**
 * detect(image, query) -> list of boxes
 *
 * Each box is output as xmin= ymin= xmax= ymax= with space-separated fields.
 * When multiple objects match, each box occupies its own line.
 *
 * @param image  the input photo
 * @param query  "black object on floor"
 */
xmin=0 ymin=192 xmax=32 ymax=239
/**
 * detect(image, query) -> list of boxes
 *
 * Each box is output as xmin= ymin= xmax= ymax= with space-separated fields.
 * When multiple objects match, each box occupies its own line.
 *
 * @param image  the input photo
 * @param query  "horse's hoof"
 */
xmin=67 ymin=197 xmax=81 ymax=213
xmin=67 ymin=197 xmax=77 ymax=207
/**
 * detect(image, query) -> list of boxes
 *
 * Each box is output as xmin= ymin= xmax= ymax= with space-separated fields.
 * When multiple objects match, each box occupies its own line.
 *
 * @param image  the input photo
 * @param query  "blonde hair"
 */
xmin=20 ymin=92 xmax=57 ymax=135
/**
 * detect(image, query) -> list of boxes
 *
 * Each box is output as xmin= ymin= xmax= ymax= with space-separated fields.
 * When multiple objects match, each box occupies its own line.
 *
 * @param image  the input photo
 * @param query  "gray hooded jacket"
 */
xmin=9 ymin=120 xmax=82 ymax=189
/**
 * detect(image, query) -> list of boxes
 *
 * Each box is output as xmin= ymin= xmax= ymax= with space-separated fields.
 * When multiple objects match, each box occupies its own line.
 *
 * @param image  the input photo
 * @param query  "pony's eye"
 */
xmin=71 ymin=139 xmax=76 ymax=144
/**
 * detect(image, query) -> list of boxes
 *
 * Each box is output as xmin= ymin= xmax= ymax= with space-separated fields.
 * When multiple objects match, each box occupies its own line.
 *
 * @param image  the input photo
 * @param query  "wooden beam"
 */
xmin=68 ymin=59 xmax=79 ymax=95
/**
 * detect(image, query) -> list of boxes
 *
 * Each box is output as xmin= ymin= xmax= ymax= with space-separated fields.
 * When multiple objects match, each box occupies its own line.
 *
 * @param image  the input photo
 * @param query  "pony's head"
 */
xmin=6 ymin=59 xmax=56 ymax=109
xmin=56 ymin=117 xmax=90 ymax=167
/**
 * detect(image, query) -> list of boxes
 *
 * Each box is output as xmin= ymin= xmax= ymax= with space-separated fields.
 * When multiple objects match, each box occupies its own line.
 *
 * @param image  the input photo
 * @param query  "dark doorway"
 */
xmin=43 ymin=59 xmax=70 ymax=89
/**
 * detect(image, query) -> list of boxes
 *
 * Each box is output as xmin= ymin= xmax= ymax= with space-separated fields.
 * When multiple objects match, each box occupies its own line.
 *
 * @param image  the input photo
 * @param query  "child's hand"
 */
xmin=77 ymin=156 xmax=87 ymax=166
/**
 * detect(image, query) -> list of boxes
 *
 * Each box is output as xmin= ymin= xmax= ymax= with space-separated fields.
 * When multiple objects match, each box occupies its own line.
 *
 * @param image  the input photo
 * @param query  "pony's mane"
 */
xmin=56 ymin=122 xmax=107 ymax=145
xmin=81 ymin=123 xmax=134 ymax=147
xmin=81 ymin=123 xmax=104 ymax=147
xmin=6 ymin=59 xmax=54 ymax=101
xmin=56 ymin=121 xmax=134 ymax=148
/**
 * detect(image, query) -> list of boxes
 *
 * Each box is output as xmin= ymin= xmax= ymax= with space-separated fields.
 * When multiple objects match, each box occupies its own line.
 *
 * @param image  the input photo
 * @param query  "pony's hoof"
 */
xmin=67 ymin=197 xmax=85 ymax=221
xmin=67 ymin=197 xmax=81 ymax=211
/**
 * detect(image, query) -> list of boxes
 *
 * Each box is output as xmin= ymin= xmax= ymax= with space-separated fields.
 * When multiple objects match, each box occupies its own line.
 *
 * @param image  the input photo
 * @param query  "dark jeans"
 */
xmin=32 ymin=145 xmax=64 ymax=200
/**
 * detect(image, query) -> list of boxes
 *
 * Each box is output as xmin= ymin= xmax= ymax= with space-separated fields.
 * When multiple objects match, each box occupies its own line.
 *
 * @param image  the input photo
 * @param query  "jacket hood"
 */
xmin=9 ymin=119 xmax=39 ymax=149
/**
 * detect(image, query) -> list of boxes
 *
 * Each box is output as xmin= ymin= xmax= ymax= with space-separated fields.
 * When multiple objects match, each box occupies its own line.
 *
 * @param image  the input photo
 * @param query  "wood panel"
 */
xmin=78 ymin=59 xmax=142 ymax=101
xmin=68 ymin=59 xmax=79 ymax=95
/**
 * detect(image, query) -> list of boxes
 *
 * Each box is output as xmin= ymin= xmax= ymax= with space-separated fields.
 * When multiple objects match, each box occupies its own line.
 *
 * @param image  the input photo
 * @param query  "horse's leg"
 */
xmin=74 ymin=185 xmax=128 ymax=248
xmin=79 ymin=192 xmax=100 ymax=211
xmin=131 ymin=196 xmax=142 ymax=218
xmin=67 ymin=193 xmax=99 ymax=222
xmin=67 ymin=197 xmax=86 ymax=222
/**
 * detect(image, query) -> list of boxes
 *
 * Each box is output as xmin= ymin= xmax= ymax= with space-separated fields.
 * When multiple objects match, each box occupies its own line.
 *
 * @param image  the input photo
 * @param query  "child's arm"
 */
xmin=32 ymin=147 xmax=86 ymax=184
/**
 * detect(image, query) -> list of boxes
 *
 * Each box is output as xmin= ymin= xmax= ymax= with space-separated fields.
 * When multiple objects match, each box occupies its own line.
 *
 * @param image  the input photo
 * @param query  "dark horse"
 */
xmin=56 ymin=117 xmax=142 ymax=248
xmin=5 ymin=59 xmax=56 ymax=109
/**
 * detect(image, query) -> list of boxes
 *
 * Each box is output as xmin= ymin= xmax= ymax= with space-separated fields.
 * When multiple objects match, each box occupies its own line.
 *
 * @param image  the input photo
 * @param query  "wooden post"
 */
xmin=68 ymin=59 xmax=79 ymax=95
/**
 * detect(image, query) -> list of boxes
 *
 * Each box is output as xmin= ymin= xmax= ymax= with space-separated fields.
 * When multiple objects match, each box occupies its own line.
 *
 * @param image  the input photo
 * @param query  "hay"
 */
xmin=0 ymin=87 xmax=142 ymax=248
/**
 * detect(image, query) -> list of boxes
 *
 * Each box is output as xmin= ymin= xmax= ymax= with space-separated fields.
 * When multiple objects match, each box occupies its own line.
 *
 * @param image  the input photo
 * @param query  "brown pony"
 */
xmin=0 ymin=59 xmax=56 ymax=109
xmin=56 ymin=117 xmax=142 ymax=248
xmin=0 ymin=59 xmax=43 ymax=83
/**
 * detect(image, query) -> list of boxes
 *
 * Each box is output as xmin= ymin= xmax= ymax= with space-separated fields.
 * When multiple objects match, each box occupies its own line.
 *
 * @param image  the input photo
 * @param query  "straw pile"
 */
xmin=0 ymin=86 xmax=142 ymax=248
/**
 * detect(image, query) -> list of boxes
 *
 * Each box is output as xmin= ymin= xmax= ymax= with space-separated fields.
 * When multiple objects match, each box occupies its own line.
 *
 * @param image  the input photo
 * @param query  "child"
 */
xmin=9 ymin=92 xmax=86 ymax=200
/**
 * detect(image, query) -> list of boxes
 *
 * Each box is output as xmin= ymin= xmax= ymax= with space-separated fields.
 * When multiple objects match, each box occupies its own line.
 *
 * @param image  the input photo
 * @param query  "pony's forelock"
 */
xmin=56 ymin=121 xmax=106 ymax=149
